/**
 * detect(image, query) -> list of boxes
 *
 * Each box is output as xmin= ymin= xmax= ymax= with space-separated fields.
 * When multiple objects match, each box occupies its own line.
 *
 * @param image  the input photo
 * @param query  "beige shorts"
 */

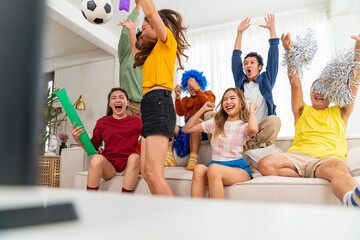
xmin=126 ymin=99 xmax=141 ymax=117
xmin=281 ymin=152 xmax=343 ymax=178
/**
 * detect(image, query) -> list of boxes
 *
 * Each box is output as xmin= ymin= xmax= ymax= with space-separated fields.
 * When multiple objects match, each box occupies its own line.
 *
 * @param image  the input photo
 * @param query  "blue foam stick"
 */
xmin=54 ymin=88 xmax=97 ymax=156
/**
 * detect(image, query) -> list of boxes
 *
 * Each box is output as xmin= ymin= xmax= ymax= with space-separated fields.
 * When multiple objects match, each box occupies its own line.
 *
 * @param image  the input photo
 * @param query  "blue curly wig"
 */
xmin=181 ymin=69 xmax=208 ymax=93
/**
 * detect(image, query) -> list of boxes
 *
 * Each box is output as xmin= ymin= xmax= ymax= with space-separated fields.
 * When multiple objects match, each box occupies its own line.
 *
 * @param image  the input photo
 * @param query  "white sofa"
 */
xmin=60 ymin=136 xmax=360 ymax=206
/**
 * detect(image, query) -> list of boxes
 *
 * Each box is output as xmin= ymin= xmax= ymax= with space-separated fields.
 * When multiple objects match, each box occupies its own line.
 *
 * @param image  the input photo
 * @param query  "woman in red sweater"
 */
xmin=71 ymin=88 xmax=142 ymax=193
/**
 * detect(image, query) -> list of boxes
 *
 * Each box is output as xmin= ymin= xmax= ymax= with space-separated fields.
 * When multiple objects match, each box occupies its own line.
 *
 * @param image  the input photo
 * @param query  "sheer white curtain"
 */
xmin=175 ymin=8 xmax=332 ymax=137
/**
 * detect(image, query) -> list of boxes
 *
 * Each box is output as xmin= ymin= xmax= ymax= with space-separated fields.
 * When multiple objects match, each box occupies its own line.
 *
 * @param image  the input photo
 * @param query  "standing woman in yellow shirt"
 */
xmin=119 ymin=0 xmax=190 ymax=196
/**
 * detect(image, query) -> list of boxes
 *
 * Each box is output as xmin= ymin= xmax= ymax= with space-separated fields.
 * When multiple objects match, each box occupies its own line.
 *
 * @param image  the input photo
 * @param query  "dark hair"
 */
xmin=134 ymin=35 xmax=157 ymax=68
xmin=106 ymin=88 xmax=128 ymax=116
xmin=245 ymin=52 xmax=264 ymax=72
xmin=134 ymin=9 xmax=190 ymax=70
xmin=136 ymin=29 xmax=142 ymax=40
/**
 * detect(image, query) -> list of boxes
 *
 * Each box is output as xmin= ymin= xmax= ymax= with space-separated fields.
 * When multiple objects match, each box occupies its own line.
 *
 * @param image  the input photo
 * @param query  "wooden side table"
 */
xmin=38 ymin=156 xmax=61 ymax=188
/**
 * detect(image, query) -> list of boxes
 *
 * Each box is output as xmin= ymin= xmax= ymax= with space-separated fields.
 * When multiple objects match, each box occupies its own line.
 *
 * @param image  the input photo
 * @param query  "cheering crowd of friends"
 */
xmin=71 ymin=0 xmax=360 ymax=207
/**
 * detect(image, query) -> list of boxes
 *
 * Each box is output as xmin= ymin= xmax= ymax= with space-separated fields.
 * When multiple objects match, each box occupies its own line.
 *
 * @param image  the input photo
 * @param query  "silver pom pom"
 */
xmin=311 ymin=49 xmax=360 ymax=107
xmin=282 ymin=29 xmax=318 ymax=80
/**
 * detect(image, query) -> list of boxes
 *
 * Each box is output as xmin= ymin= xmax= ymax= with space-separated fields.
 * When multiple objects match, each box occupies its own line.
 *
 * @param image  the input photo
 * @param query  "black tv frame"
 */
xmin=0 ymin=0 xmax=77 ymax=228
xmin=0 ymin=0 xmax=44 ymax=185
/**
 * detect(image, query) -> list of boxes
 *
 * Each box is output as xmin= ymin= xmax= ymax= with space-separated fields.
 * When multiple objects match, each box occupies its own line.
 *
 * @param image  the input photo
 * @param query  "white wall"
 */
xmin=330 ymin=12 xmax=360 ymax=137
xmin=54 ymin=58 xmax=116 ymax=148
xmin=51 ymin=10 xmax=360 ymax=144
xmin=331 ymin=13 xmax=360 ymax=49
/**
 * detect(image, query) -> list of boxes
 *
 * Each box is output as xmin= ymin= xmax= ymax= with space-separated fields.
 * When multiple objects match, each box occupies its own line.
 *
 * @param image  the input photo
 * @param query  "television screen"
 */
xmin=0 ymin=1 xmax=78 ymax=229
xmin=0 ymin=1 xmax=45 ymax=185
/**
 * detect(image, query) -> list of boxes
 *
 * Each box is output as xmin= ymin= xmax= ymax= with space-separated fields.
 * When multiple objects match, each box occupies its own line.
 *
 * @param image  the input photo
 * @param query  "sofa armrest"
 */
xmin=347 ymin=146 xmax=360 ymax=177
xmin=60 ymin=147 xmax=89 ymax=188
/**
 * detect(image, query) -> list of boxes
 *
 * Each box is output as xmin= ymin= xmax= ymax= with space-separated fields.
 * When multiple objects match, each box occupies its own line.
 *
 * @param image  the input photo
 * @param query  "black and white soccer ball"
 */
xmin=81 ymin=0 xmax=113 ymax=25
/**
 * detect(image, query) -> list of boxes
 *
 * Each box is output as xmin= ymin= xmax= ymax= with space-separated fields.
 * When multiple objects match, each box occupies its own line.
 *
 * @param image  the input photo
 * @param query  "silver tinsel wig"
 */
xmin=282 ymin=29 xmax=318 ymax=80
xmin=311 ymin=49 xmax=360 ymax=107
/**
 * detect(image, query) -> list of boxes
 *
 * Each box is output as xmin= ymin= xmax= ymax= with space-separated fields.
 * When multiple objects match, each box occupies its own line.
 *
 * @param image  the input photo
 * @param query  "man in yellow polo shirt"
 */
xmin=258 ymin=33 xmax=360 ymax=207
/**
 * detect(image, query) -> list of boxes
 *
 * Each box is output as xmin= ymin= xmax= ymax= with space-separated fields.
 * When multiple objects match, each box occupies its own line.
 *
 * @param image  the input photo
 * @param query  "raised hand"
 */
xmin=187 ymin=78 xmax=200 ymax=91
xmin=260 ymin=14 xmax=276 ymax=38
xmin=174 ymin=84 xmax=182 ymax=98
xmin=351 ymin=34 xmax=360 ymax=50
xmin=259 ymin=14 xmax=275 ymax=29
xmin=71 ymin=122 xmax=84 ymax=144
xmin=237 ymin=18 xmax=251 ymax=33
xmin=281 ymin=33 xmax=292 ymax=51
xmin=118 ymin=18 xmax=139 ymax=31
xmin=201 ymin=101 xmax=215 ymax=113
xmin=249 ymin=102 xmax=258 ymax=112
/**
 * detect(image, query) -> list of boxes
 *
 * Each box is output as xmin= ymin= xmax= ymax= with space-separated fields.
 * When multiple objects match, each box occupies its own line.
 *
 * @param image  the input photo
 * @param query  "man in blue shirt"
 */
xmin=232 ymin=14 xmax=281 ymax=149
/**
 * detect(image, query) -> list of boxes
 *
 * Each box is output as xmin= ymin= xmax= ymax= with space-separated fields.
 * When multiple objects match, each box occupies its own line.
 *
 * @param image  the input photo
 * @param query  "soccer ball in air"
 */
xmin=81 ymin=0 xmax=113 ymax=25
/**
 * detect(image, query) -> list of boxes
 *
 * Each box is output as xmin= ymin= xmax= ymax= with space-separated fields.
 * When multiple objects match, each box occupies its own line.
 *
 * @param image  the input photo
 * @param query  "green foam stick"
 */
xmin=54 ymin=88 xmax=97 ymax=156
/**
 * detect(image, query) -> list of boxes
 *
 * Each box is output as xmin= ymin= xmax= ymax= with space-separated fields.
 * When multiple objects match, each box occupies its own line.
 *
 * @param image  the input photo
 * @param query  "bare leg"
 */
xmin=140 ymin=137 xmax=155 ymax=193
xmin=122 ymin=153 xmax=140 ymax=191
xmin=167 ymin=125 xmax=177 ymax=154
xmin=186 ymin=132 xmax=202 ymax=171
xmin=165 ymin=126 xmax=178 ymax=167
xmin=145 ymin=135 xmax=173 ymax=196
xmin=315 ymin=159 xmax=358 ymax=201
xmin=186 ymin=119 xmax=202 ymax=171
xmin=87 ymin=154 xmax=116 ymax=188
xmin=189 ymin=132 xmax=201 ymax=153
xmin=207 ymin=164 xmax=251 ymax=199
xmin=191 ymin=164 xmax=208 ymax=198
xmin=173 ymin=125 xmax=179 ymax=137
xmin=258 ymin=154 xmax=300 ymax=177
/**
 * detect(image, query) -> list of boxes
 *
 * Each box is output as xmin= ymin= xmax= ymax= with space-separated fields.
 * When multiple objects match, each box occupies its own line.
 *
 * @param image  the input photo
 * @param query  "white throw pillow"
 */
xmin=244 ymin=144 xmax=283 ymax=169
xmin=346 ymin=146 xmax=360 ymax=177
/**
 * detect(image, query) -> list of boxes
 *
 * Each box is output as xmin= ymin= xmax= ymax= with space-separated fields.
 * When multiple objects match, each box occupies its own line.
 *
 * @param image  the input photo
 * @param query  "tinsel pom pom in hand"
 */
xmin=311 ymin=48 xmax=360 ymax=107
xmin=282 ymin=29 xmax=318 ymax=80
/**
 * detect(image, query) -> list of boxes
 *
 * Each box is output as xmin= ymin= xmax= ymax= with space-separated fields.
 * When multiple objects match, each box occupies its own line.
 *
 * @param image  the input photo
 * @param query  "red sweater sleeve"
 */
xmin=90 ymin=120 xmax=102 ymax=150
xmin=175 ymin=97 xmax=188 ymax=116
xmin=196 ymin=90 xmax=216 ymax=105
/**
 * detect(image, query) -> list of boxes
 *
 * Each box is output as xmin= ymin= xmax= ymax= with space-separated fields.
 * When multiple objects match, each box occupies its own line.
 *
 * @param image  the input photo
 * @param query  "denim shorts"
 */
xmin=206 ymin=158 xmax=253 ymax=179
xmin=141 ymin=89 xmax=176 ymax=139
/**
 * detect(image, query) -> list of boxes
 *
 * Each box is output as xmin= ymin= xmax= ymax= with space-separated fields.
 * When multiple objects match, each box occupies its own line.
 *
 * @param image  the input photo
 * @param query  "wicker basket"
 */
xmin=38 ymin=156 xmax=61 ymax=188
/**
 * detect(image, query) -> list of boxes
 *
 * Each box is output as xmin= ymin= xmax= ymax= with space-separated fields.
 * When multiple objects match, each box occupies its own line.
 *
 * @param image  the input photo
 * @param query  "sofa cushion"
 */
xmin=346 ymin=146 xmax=360 ymax=177
xmin=244 ymin=144 xmax=283 ymax=169
xmin=174 ymin=141 xmax=212 ymax=167
xmin=73 ymin=167 xmax=194 ymax=196
xmin=72 ymin=168 xmax=360 ymax=205
xmin=163 ymin=166 xmax=193 ymax=180
xmin=225 ymin=175 xmax=360 ymax=205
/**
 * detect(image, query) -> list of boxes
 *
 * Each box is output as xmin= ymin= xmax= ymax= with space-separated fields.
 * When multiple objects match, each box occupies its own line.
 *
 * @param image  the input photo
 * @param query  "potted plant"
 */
xmin=39 ymin=87 xmax=65 ymax=155
xmin=58 ymin=132 xmax=69 ymax=155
